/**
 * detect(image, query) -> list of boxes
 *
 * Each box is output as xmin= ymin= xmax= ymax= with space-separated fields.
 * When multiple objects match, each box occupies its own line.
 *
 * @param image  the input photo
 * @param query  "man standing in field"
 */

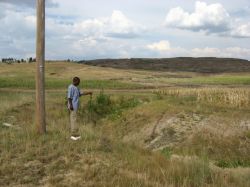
xmin=68 ymin=77 xmax=92 ymax=140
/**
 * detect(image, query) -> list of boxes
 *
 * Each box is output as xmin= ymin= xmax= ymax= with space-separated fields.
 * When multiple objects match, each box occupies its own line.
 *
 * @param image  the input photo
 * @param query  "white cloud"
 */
xmin=223 ymin=47 xmax=250 ymax=58
xmin=44 ymin=10 xmax=144 ymax=59
xmin=73 ymin=10 xmax=144 ymax=39
xmin=108 ymin=10 xmax=139 ymax=36
xmin=146 ymin=41 xmax=250 ymax=60
xmin=0 ymin=14 xmax=35 ymax=39
xmin=164 ymin=1 xmax=250 ymax=39
xmin=146 ymin=40 xmax=189 ymax=57
xmin=0 ymin=3 xmax=36 ymax=59
xmin=191 ymin=47 xmax=221 ymax=57
xmin=231 ymin=22 xmax=250 ymax=38
xmin=164 ymin=1 xmax=230 ymax=33
xmin=78 ymin=37 xmax=97 ymax=47
xmin=0 ymin=6 xmax=144 ymax=59
xmin=190 ymin=47 xmax=250 ymax=59
xmin=147 ymin=40 xmax=171 ymax=51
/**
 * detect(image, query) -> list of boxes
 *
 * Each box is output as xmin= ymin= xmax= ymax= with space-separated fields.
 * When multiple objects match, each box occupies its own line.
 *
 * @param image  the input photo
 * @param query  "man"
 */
xmin=67 ymin=77 xmax=92 ymax=140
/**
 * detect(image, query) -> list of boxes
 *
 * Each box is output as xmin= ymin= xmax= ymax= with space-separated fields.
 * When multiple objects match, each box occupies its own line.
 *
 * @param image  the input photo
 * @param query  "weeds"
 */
xmin=161 ymin=147 xmax=173 ymax=159
xmin=83 ymin=91 xmax=141 ymax=123
xmin=216 ymin=159 xmax=250 ymax=168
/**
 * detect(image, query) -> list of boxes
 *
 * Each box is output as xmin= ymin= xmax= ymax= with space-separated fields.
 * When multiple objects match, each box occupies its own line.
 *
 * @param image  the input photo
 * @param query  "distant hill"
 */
xmin=79 ymin=57 xmax=250 ymax=73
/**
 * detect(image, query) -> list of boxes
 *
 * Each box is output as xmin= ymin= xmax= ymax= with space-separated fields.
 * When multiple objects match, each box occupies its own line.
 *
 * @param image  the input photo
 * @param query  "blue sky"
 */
xmin=0 ymin=0 xmax=250 ymax=60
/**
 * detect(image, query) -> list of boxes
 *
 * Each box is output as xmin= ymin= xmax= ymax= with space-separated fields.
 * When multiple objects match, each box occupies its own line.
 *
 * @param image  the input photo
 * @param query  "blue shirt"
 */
xmin=67 ymin=84 xmax=82 ymax=111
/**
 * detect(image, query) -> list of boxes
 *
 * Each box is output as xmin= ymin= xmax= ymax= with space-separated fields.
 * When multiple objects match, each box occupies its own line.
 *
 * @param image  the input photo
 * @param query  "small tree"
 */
xmin=29 ymin=57 xmax=33 ymax=63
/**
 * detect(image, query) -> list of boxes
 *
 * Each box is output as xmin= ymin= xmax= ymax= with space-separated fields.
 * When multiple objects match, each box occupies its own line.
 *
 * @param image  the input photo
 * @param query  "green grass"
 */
xmin=161 ymin=147 xmax=173 ymax=159
xmin=191 ymin=75 xmax=250 ymax=85
xmin=163 ymin=75 xmax=250 ymax=85
xmin=0 ymin=77 xmax=143 ymax=89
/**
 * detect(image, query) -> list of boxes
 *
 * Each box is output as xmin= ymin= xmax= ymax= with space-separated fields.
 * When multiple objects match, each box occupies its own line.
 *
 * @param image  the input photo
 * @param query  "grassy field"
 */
xmin=0 ymin=62 xmax=250 ymax=187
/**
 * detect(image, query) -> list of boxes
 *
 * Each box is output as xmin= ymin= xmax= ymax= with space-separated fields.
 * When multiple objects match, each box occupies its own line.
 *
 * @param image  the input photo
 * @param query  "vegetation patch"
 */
xmin=82 ymin=91 xmax=141 ymax=123
xmin=161 ymin=147 xmax=173 ymax=159
xmin=216 ymin=159 xmax=250 ymax=168
xmin=0 ymin=77 xmax=142 ymax=89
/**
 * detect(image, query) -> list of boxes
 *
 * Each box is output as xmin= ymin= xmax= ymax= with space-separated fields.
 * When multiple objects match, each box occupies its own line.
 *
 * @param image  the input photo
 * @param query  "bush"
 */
xmin=84 ymin=91 xmax=140 ymax=123
xmin=88 ymin=91 xmax=113 ymax=117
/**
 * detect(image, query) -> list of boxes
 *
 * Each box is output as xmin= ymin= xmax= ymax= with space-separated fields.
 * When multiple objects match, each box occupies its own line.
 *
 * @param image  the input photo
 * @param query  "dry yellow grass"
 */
xmin=1 ymin=62 xmax=250 ymax=186
xmin=0 ymin=62 xmax=153 ymax=81
xmin=154 ymin=87 xmax=250 ymax=108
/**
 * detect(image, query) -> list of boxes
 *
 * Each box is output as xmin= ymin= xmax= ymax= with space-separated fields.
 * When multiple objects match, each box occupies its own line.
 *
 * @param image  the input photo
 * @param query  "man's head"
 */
xmin=73 ymin=77 xmax=80 ymax=86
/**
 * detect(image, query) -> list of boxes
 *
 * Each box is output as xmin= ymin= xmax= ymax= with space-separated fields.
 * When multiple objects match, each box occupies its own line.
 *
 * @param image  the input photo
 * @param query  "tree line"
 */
xmin=1 ymin=57 xmax=36 ymax=64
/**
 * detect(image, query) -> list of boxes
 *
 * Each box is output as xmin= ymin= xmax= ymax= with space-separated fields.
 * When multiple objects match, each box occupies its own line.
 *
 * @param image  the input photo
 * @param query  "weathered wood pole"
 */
xmin=36 ymin=0 xmax=46 ymax=133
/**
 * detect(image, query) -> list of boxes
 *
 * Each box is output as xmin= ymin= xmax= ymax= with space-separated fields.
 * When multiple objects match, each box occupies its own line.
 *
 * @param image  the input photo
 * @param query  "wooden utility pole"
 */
xmin=36 ymin=0 xmax=46 ymax=133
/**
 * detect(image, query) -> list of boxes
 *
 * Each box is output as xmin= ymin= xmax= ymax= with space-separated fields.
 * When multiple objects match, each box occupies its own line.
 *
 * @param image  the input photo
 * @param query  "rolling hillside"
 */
xmin=80 ymin=57 xmax=250 ymax=73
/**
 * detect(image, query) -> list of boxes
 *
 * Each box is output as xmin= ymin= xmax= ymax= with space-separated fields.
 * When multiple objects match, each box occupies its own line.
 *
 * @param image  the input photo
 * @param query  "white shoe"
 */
xmin=70 ymin=136 xmax=81 ymax=140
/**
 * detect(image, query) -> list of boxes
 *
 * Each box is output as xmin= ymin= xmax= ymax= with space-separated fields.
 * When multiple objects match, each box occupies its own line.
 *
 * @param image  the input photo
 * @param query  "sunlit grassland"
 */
xmin=1 ymin=91 xmax=250 ymax=186
xmin=151 ymin=74 xmax=250 ymax=86
xmin=0 ymin=62 xmax=148 ymax=89
xmin=191 ymin=74 xmax=250 ymax=85
xmin=0 ymin=77 xmax=144 ymax=89
xmin=0 ymin=62 xmax=250 ymax=90
xmin=0 ymin=62 xmax=250 ymax=186
xmin=0 ymin=91 xmax=34 ymax=117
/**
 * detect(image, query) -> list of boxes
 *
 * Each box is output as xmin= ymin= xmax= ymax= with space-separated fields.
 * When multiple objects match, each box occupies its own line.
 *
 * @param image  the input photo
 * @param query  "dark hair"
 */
xmin=73 ymin=77 xmax=80 ymax=83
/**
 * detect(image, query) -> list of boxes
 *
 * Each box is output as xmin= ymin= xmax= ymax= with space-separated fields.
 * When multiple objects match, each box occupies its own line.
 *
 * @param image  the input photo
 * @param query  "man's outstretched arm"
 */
xmin=80 ymin=91 xmax=93 ymax=96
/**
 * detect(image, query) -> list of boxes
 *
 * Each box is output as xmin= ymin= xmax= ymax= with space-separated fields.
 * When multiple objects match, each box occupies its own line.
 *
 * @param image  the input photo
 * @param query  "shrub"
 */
xmin=84 ymin=91 xmax=141 ymax=123
xmin=161 ymin=147 xmax=173 ymax=159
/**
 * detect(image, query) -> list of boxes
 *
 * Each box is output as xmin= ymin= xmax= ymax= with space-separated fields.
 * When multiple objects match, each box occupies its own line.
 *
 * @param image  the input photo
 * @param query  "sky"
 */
xmin=0 ymin=0 xmax=250 ymax=60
